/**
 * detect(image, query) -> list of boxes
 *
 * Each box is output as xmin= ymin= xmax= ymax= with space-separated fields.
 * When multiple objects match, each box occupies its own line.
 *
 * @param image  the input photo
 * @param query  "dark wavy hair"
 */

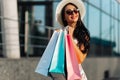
xmin=61 ymin=3 xmax=90 ymax=54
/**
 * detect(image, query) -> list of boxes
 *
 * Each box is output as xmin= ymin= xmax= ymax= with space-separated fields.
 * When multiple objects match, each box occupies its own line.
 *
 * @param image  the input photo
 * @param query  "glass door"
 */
xmin=18 ymin=1 xmax=53 ymax=57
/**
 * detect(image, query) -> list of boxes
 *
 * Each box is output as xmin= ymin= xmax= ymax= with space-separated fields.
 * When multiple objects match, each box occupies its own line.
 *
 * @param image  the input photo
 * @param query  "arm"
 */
xmin=72 ymin=38 xmax=87 ymax=64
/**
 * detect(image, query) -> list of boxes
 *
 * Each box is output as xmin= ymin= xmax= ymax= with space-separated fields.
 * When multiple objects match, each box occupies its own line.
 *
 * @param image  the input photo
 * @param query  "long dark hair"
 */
xmin=61 ymin=3 xmax=90 ymax=54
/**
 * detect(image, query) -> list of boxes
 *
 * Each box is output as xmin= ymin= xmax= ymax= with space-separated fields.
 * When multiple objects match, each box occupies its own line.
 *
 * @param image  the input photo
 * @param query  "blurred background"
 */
xmin=0 ymin=0 xmax=120 ymax=80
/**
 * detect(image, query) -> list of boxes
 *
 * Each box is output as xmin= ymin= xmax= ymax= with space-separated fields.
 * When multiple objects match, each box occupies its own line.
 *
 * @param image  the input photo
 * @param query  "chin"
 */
xmin=71 ymin=21 xmax=77 ymax=23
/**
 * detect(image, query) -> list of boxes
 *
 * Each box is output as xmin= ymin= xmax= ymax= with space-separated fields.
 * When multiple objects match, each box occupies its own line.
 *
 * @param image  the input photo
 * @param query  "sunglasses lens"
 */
xmin=74 ymin=10 xmax=78 ymax=14
xmin=66 ymin=10 xmax=72 ymax=15
xmin=66 ymin=9 xmax=79 ymax=15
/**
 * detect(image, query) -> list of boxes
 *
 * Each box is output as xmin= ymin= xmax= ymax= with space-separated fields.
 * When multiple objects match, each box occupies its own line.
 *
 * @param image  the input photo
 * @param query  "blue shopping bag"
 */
xmin=35 ymin=31 xmax=59 ymax=76
xmin=49 ymin=30 xmax=65 ymax=74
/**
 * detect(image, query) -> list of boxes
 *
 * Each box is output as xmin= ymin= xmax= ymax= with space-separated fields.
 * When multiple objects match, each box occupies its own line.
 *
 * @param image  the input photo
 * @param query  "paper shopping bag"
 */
xmin=49 ymin=30 xmax=65 ymax=74
xmin=65 ymin=34 xmax=81 ymax=80
xmin=35 ymin=31 xmax=59 ymax=76
xmin=79 ymin=64 xmax=88 ymax=80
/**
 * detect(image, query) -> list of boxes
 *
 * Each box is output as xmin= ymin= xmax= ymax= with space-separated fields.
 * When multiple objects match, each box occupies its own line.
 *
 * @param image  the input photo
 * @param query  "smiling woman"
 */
xmin=35 ymin=0 xmax=90 ymax=80
xmin=60 ymin=2 xmax=90 ymax=54
xmin=52 ymin=1 xmax=90 ymax=79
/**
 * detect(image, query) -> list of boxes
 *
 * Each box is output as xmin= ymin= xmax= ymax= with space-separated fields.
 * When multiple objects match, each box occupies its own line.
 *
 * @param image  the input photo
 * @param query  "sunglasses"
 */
xmin=65 ymin=9 xmax=79 ymax=15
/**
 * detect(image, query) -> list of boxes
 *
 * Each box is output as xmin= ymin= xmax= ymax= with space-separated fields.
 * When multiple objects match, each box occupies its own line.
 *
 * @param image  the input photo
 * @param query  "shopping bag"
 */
xmin=35 ymin=31 xmax=59 ymax=76
xmin=49 ymin=30 xmax=65 ymax=74
xmin=65 ymin=34 xmax=81 ymax=80
xmin=79 ymin=64 xmax=88 ymax=80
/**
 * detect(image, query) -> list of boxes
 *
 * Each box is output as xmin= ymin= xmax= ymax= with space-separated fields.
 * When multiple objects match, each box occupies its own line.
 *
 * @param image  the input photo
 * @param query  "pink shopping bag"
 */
xmin=79 ymin=64 xmax=88 ymax=80
xmin=65 ymin=34 xmax=81 ymax=80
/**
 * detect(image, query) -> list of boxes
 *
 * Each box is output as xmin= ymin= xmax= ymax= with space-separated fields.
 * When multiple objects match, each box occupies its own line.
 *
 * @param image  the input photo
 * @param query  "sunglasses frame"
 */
xmin=65 ymin=9 xmax=79 ymax=15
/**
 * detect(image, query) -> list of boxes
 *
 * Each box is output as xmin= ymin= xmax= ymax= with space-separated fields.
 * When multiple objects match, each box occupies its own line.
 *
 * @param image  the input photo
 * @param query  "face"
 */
xmin=64 ymin=4 xmax=79 ymax=25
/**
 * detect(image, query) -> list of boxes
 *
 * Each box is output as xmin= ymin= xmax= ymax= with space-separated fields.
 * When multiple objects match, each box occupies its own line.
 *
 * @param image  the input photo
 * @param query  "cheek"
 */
xmin=73 ymin=14 xmax=79 ymax=21
xmin=76 ymin=15 xmax=79 ymax=20
xmin=76 ymin=14 xmax=79 ymax=19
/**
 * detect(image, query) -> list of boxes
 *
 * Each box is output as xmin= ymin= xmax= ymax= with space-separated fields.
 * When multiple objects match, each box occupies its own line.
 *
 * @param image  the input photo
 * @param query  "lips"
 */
xmin=71 ymin=16 xmax=77 ymax=19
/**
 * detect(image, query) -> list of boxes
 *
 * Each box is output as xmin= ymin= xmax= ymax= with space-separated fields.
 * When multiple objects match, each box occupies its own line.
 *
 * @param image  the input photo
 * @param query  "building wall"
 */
xmin=0 ymin=58 xmax=120 ymax=80
xmin=17 ymin=0 xmax=120 ymax=57
xmin=84 ymin=0 xmax=120 ymax=55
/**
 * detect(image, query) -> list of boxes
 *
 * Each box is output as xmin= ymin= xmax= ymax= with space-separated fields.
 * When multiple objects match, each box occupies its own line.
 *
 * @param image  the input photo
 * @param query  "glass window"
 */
xmin=33 ymin=6 xmax=45 ymax=33
xmin=89 ymin=6 xmax=100 ymax=38
xmin=88 ymin=0 xmax=100 ymax=8
xmin=119 ymin=6 xmax=120 ymax=20
xmin=118 ymin=21 xmax=120 ymax=55
xmin=34 ymin=6 xmax=45 ymax=25
xmin=84 ymin=0 xmax=120 ymax=57
xmin=102 ymin=0 xmax=110 ymax=14
xmin=101 ymin=13 xmax=110 ymax=41
xmin=111 ymin=20 xmax=119 ymax=52
xmin=113 ymin=20 xmax=119 ymax=54
xmin=53 ymin=2 xmax=60 ymax=28
xmin=84 ymin=2 xmax=89 ymax=28
xmin=112 ymin=1 xmax=118 ymax=19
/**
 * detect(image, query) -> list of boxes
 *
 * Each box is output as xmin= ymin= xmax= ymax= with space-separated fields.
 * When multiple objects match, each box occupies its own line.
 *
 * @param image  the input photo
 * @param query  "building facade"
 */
xmin=0 ymin=0 xmax=120 ymax=57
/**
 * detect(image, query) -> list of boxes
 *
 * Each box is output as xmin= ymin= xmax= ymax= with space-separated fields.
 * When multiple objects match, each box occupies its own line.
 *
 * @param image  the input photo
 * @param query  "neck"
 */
xmin=68 ymin=22 xmax=76 ymax=29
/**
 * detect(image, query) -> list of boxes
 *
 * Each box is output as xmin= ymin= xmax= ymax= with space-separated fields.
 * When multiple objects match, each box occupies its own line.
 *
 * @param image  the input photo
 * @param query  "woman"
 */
xmin=51 ymin=0 xmax=90 ymax=80
xmin=35 ymin=0 xmax=90 ymax=80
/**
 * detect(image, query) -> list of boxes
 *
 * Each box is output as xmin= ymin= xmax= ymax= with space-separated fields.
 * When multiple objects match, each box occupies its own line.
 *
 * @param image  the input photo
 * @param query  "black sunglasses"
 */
xmin=65 ymin=9 xmax=79 ymax=15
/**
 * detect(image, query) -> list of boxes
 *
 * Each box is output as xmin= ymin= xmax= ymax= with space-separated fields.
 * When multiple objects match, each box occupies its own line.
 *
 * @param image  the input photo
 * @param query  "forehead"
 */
xmin=65 ymin=4 xmax=77 ymax=10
